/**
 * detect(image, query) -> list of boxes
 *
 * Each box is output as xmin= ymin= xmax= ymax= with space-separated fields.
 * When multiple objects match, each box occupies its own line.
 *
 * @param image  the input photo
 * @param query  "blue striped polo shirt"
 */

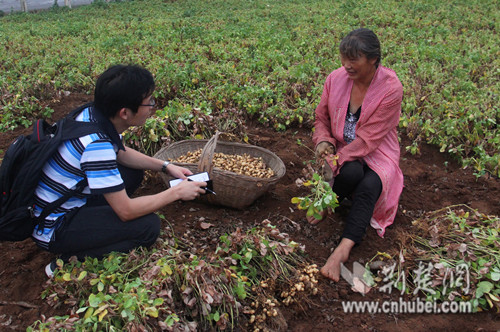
xmin=32 ymin=106 xmax=125 ymax=248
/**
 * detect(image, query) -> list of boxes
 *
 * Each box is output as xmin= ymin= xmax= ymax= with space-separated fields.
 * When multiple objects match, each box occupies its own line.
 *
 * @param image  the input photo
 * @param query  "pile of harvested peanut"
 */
xmin=173 ymin=149 xmax=275 ymax=178
xmin=244 ymin=264 xmax=320 ymax=332
xmin=279 ymin=264 xmax=319 ymax=306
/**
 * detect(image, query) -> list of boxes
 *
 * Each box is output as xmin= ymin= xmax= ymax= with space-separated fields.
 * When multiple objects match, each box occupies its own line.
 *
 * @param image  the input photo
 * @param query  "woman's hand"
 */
xmin=315 ymin=141 xmax=336 ymax=160
xmin=166 ymin=164 xmax=193 ymax=179
xmin=315 ymin=142 xmax=335 ymax=182
xmin=321 ymin=160 xmax=334 ymax=182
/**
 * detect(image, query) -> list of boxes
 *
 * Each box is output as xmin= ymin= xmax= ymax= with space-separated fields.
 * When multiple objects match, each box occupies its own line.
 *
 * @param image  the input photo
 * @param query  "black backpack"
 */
xmin=0 ymin=103 xmax=101 ymax=241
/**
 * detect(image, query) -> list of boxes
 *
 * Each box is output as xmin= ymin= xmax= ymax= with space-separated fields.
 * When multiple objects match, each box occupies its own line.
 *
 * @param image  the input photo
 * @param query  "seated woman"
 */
xmin=310 ymin=28 xmax=404 ymax=282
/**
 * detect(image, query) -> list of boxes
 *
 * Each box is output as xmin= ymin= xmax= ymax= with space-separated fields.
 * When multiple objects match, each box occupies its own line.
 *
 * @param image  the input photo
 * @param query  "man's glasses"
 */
xmin=140 ymin=97 xmax=156 ymax=108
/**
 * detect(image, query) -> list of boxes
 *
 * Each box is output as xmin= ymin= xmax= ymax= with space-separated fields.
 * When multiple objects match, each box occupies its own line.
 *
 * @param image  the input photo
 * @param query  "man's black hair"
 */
xmin=94 ymin=64 xmax=155 ymax=118
xmin=339 ymin=28 xmax=381 ymax=67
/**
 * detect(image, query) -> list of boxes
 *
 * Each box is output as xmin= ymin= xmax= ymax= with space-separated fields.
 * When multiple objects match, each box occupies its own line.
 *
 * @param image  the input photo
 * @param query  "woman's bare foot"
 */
xmin=320 ymin=238 xmax=355 ymax=282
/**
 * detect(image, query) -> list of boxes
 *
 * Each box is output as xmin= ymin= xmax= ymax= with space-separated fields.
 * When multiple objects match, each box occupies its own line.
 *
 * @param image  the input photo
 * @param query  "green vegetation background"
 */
xmin=0 ymin=0 xmax=498 ymax=176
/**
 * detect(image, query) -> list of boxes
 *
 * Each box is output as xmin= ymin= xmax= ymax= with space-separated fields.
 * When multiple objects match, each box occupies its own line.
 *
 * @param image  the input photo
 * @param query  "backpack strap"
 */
xmin=35 ymin=104 xmax=103 ymax=233
xmin=67 ymin=102 xmax=95 ymax=120
xmin=63 ymin=103 xmax=103 ymax=141
xmin=35 ymin=178 xmax=88 ymax=233
xmin=33 ymin=103 xmax=102 ymax=143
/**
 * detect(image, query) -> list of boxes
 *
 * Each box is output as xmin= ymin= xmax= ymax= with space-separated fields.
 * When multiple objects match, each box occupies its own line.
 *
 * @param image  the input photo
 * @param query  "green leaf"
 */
xmin=234 ymin=282 xmax=247 ymax=300
xmin=490 ymin=271 xmax=500 ymax=281
xmin=145 ymin=307 xmax=159 ymax=318
xmin=153 ymin=298 xmax=164 ymax=306
xmin=121 ymin=309 xmax=128 ymax=318
xmin=124 ymin=298 xmax=135 ymax=309
xmin=244 ymin=251 xmax=253 ymax=263
xmin=162 ymin=264 xmax=173 ymax=275
xmin=306 ymin=205 xmax=315 ymax=217
xmin=165 ymin=314 xmax=179 ymax=326
xmin=88 ymin=294 xmax=101 ymax=308
xmin=313 ymin=212 xmax=322 ymax=220
xmin=77 ymin=271 xmax=87 ymax=281
xmin=55 ymin=258 xmax=64 ymax=268
xmin=298 ymin=200 xmax=309 ymax=209
xmin=76 ymin=306 xmax=88 ymax=314
xmin=476 ymin=281 xmax=494 ymax=298
xmin=84 ymin=307 xmax=94 ymax=320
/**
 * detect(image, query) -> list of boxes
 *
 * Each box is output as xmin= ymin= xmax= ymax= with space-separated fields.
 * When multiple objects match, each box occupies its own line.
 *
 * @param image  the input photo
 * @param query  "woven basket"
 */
xmin=154 ymin=132 xmax=286 ymax=209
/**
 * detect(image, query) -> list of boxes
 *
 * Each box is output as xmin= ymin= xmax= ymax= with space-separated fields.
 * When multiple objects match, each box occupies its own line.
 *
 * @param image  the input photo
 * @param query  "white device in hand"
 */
xmin=169 ymin=172 xmax=210 ymax=187
xmin=169 ymin=172 xmax=216 ymax=195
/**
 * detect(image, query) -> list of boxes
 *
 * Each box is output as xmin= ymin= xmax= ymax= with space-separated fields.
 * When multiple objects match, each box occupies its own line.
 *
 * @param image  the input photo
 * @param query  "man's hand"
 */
xmin=172 ymin=180 xmax=207 ymax=201
xmin=315 ymin=141 xmax=335 ymax=160
xmin=166 ymin=164 xmax=193 ymax=179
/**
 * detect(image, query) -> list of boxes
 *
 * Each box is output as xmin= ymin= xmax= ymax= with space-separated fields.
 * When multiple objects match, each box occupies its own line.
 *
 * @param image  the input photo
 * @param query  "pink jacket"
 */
xmin=313 ymin=65 xmax=404 ymax=237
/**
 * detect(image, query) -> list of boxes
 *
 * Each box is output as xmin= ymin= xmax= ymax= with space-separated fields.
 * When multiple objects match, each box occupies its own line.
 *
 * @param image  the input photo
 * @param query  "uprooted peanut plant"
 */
xmin=29 ymin=220 xmax=319 ymax=331
xmin=370 ymin=205 xmax=500 ymax=312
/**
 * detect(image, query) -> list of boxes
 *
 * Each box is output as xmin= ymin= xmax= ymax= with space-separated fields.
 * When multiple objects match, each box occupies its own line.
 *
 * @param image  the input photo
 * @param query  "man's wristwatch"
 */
xmin=161 ymin=161 xmax=170 ymax=173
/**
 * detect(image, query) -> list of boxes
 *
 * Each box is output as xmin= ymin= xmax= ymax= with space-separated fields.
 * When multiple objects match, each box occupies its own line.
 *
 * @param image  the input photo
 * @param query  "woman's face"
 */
xmin=340 ymin=53 xmax=377 ymax=82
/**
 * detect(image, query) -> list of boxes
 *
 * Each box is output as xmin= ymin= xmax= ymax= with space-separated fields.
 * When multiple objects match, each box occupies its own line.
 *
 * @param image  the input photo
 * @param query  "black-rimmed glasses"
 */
xmin=140 ymin=97 xmax=156 ymax=107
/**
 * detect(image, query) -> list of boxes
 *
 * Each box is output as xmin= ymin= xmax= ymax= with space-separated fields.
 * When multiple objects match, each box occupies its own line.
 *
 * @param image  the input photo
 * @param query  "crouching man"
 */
xmin=33 ymin=64 xmax=206 ymax=277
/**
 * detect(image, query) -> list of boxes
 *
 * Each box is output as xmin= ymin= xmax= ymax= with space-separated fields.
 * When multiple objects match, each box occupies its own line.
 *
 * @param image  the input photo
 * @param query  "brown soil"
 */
xmin=1 ymin=93 xmax=499 ymax=331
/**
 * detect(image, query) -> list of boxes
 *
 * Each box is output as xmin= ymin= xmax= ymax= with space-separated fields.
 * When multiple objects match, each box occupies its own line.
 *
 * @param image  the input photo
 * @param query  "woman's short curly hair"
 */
xmin=339 ymin=28 xmax=381 ymax=66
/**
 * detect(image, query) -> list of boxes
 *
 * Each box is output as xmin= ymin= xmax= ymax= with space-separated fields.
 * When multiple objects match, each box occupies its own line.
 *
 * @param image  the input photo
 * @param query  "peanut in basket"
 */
xmin=173 ymin=149 xmax=275 ymax=179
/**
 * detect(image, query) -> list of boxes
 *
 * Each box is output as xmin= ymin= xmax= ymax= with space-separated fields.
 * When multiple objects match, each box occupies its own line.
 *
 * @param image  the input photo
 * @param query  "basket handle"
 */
xmin=198 ymin=131 xmax=221 ymax=174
